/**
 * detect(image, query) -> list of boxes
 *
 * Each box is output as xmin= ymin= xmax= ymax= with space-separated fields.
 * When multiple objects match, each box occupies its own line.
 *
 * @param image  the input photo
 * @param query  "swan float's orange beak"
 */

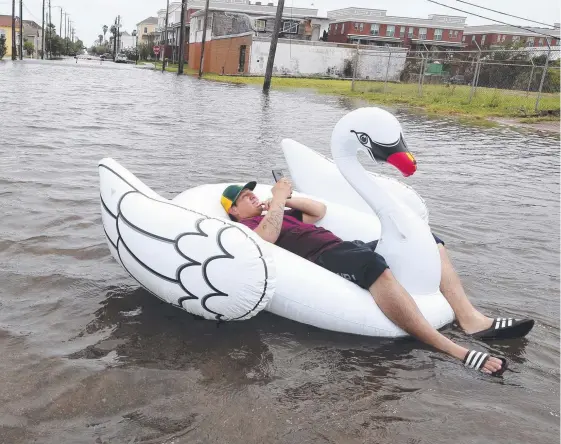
xmin=387 ymin=152 xmax=417 ymax=177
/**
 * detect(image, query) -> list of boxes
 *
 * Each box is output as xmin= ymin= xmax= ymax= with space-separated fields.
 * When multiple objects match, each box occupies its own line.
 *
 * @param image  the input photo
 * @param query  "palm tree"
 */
xmin=98 ymin=34 xmax=103 ymax=45
xmin=102 ymin=25 xmax=108 ymax=42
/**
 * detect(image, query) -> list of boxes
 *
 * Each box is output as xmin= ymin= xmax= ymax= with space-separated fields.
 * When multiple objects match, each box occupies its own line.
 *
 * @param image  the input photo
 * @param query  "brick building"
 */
xmin=463 ymin=24 xmax=560 ymax=49
xmin=188 ymin=2 xmax=327 ymax=74
xmin=326 ymin=7 xmax=465 ymax=50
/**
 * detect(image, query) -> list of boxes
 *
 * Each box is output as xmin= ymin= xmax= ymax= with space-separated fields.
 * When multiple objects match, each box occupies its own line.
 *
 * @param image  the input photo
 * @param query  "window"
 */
xmin=341 ymin=23 xmax=345 ymax=34
xmin=481 ymin=34 xmax=486 ymax=45
xmin=513 ymin=35 xmax=520 ymax=42
xmin=255 ymin=19 xmax=266 ymax=31
xmin=370 ymin=23 xmax=379 ymax=35
xmin=354 ymin=22 xmax=359 ymax=30
xmin=197 ymin=18 xmax=202 ymax=31
xmin=434 ymin=28 xmax=443 ymax=40
xmin=144 ymin=27 xmax=148 ymax=33
xmin=538 ymin=38 xmax=543 ymax=46
xmin=334 ymin=23 xmax=338 ymax=32
xmin=526 ymin=37 xmax=535 ymax=46
xmin=451 ymin=30 xmax=458 ymax=37
xmin=471 ymin=35 xmax=475 ymax=42
xmin=399 ymin=26 xmax=405 ymax=38
xmin=419 ymin=27 xmax=427 ymax=39
xmin=282 ymin=20 xmax=299 ymax=34
xmin=408 ymin=27 xmax=414 ymax=38
xmin=462 ymin=35 xmax=466 ymax=42
xmin=359 ymin=23 xmax=364 ymax=31
xmin=386 ymin=25 xmax=395 ymax=37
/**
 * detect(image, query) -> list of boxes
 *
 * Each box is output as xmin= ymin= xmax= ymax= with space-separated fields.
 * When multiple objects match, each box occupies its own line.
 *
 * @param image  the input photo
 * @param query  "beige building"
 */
xmin=136 ymin=16 xmax=158 ymax=45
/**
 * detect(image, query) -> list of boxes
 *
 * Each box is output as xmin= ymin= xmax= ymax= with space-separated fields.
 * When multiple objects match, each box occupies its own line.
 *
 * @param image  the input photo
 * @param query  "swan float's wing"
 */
xmin=281 ymin=139 xmax=430 ymax=223
xmin=99 ymin=159 xmax=275 ymax=321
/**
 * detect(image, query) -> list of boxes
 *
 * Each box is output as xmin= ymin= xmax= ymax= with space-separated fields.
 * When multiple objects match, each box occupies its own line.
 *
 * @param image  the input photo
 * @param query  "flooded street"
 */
xmin=0 ymin=59 xmax=559 ymax=443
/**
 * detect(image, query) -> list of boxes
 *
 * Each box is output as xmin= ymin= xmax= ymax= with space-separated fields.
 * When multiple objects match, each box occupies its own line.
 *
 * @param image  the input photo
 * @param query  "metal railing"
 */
xmin=350 ymin=46 xmax=560 ymax=114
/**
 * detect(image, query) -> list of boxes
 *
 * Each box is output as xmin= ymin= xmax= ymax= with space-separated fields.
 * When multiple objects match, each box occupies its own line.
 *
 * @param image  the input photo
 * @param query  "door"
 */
xmin=238 ymin=45 xmax=246 ymax=73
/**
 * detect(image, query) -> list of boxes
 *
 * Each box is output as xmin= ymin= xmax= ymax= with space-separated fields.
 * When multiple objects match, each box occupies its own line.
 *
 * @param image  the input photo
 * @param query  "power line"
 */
xmin=22 ymin=1 xmax=41 ymax=23
xmin=455 ymin=0 xmax=556 ymax=28
xmin=427 ymin=0 xmax=558 ymax=39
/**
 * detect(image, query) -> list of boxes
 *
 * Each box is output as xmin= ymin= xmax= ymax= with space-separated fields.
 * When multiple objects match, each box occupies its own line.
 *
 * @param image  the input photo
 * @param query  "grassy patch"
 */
xmin=518 ymin=116 xmax=560 ymax=123
xmin=175 ymin=73 xmax=559 ymax=120
xmin=148 ymin=65 xmax=559 ymax=121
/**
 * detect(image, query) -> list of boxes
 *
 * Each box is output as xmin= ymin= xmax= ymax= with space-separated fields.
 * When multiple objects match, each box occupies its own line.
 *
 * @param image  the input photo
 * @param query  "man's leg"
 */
xmin=369 ymin=269 xmax=504 ymax=374
xmin=437 ymin=244 xmax=493 ymax=334
xmin=316 ymin=242 xmax=505 ymax=374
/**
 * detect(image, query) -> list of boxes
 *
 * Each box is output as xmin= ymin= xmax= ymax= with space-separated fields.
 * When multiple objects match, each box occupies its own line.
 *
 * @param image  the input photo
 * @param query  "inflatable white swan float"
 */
xmin=99 ymin=107 xmax=454 ymax=337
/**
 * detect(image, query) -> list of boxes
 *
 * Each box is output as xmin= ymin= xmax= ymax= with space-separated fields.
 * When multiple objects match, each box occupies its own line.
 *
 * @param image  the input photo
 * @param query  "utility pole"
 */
xmin=19 ymin=0 xmax=23 ymax=59
xmin=112 ymin=18 xmax=117 ymax=57
xmin=19 ymin=0 xmax=23 ymax=60
xmin=63 ymin=12 xmax=66 ymax=55
xmin=116 ymin=15 xmax=120 ymax=53
xmin=66 ymin=16 xmax=70 ymax=54
xmin=198 ymin=0 xmax=210 ymax=78
xmin=41 ymin=0 xmax=45 ymax=59
xmin=48 ymin=0 xmax=51 ymax=58
xmin=263 ymin=0 xmax=285 ymax=92
xmin=162 ymin=0 xmax=169 ymax=72
xmin=59 ymin=8 xmax=62 ymax=39
xmin=178 ymin=0 xmax=187 ymax=74
xmin=11 ymin=0 xmax=16 ymax=60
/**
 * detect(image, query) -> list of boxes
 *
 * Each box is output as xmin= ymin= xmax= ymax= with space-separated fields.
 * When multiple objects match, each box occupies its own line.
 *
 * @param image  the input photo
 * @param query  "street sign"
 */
xmin=153 ymin=46 xmax=160 ymax=55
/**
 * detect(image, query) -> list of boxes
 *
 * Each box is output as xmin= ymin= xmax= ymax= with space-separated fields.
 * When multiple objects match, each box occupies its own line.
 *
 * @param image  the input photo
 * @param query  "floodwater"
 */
xmin=0 ymin=59 xmax=559 ymax=444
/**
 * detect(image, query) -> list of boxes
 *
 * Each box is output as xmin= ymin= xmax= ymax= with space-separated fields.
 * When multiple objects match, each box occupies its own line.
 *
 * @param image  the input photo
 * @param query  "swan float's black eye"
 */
xmin=351 ymin=130 xmax=371 ymax=147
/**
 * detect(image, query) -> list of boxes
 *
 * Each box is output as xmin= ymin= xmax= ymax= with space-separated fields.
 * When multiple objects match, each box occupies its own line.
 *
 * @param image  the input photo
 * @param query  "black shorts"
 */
xmin=314 ymin=234 xmax=444 ymax=290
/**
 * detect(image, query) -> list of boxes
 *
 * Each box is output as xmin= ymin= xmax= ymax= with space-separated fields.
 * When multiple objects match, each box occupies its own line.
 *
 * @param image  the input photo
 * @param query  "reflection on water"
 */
xmin=0 ymin=59 xmax=558 ymax=444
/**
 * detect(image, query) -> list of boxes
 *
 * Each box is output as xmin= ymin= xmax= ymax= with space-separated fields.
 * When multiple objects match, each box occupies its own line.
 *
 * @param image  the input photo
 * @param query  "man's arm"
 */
xmin=253 ymin=196 xmax=287 ymax=243
xmin=253 ymin=178 xmax=293 ymax=243
xmin=285 ymin=197 xmax=326 ymax=224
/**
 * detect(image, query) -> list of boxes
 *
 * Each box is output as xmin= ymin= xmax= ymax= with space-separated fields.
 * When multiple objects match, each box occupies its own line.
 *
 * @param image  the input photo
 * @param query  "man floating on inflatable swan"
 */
xmin=221 ymin=108 xmax=534 ymax=377
xmin=98 ymin=106 xmax=535 ymax=378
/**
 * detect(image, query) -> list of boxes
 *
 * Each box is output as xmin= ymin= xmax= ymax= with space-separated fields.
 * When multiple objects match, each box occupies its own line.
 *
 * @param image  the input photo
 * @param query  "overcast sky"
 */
xmin=1 ymin=0 xmax=558 ymax=45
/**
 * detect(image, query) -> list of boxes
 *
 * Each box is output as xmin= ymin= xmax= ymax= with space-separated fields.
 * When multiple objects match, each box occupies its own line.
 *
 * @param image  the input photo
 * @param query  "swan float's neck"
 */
xmin=335 ymin=155 xmax=406 ymax=227
xmin=336 ymin=154 xmax=416 ymax=240
xmin=335 ymin=152 xmax=441 ymax=294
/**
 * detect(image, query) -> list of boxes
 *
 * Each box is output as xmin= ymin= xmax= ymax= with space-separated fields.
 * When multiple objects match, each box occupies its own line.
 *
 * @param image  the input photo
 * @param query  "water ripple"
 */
xmin=0 ymin=59 xmax=558 ymax=444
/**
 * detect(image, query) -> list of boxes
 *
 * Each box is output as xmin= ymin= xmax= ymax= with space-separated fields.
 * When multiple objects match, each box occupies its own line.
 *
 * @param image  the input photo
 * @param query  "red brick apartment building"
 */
xmin=463 ymin=24 xmax=560 ymax=49
xmin=326 ymin=7 xmax=465 ymax=50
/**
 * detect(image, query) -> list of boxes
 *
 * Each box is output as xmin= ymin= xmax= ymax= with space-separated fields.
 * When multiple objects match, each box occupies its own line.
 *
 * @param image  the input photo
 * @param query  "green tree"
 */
xmin=24 ymin=40 xmax=34 ymax=56
xmin=0 ymin=34 xmax=6 ymax=60
xmin=138 ymin=42 xmax=153 ymax=60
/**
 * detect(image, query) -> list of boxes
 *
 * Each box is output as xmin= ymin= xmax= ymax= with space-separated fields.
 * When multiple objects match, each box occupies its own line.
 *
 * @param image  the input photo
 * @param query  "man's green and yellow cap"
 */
xmin=220 ymin=181 xmax=257 ymax=213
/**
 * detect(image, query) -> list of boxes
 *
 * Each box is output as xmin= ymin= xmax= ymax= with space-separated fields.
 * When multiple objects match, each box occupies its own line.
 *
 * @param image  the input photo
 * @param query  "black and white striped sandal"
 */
xmin=463 ymin=350 xmax=508 ymax=376
xmin=471 ymin=317 xmax=534 ymax=340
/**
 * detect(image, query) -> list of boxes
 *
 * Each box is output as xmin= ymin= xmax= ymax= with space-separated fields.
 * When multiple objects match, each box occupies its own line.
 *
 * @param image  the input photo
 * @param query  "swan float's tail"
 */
xmin=99 ymin=158 xmax=276 ymax=321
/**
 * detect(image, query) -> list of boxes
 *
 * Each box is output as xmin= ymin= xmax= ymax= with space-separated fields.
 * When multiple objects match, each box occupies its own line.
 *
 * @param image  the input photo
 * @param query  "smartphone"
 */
xmin=272 ymin=169 xmax=285 ymax=182
xmin=271 ymin=169 xmax=292 ymax=199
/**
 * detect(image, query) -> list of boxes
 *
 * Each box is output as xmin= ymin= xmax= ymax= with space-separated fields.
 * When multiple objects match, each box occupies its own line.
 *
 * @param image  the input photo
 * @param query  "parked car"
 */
xmin=115 ymin=53 xmax=128 ymax=63
xmin=100 ymin=53 xmax=113 ymax=61
xmin=449 ymin=75 xmax=466 ymax=85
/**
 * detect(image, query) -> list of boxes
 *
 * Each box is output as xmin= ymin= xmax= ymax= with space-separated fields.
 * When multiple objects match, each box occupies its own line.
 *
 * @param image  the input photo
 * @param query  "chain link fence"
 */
xmin=352 ymin=46 xmax=560 ymax=115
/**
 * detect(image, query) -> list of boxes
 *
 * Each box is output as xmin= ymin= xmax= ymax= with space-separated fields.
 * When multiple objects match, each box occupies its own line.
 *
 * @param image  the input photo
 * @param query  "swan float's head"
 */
xmin=330 ymin=107 xmax=417 ymax=177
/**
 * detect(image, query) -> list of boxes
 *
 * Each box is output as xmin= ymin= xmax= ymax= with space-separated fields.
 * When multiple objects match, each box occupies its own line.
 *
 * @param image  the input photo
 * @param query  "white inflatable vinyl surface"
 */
xmin=99 ymin=158 xmax=454 ymax=338
xmin=281 ymin=139 xmax=430 ymax=223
